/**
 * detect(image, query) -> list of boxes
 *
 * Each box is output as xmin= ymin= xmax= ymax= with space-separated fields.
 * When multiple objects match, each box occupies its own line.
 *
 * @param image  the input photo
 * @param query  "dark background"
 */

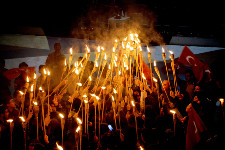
xmin=0 ymin=0 xmax=224 ymax=40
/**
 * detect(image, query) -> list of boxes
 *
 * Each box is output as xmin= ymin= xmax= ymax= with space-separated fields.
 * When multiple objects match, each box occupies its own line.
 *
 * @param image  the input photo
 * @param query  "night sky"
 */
xmin=0 ymin=0 xmax=224 ymax=38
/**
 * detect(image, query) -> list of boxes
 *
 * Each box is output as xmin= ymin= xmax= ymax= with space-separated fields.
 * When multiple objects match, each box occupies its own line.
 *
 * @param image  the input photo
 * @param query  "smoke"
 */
xmin=70 ymin=3 xmax=165 ymax=46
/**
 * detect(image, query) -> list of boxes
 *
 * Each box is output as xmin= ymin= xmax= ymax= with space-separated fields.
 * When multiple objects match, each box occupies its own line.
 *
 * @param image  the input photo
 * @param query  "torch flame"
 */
xmin=162 ymin=47 xmax=165 ymax=53
xmin=86 ymin=45 xmax=90 ymax=53
xmin=139 ymin=46 xmax=142 ymax=51
xmin=76 ymin=126 xmax=80 ymax=133
xmin=111 ymin=96 xmax=114 ymax=101
xmin=113 ymin=47 xmax=116 ymax=52
xmin=56 ymin=142 xmax=63 ymax=150
xmin=65 ymin=59 xmax=67 ymax=66
xmin=142 ymin=73 xmax=146 ymax=80
xmin=113 ymin=88 xmax=117 ymax=94
xmin=31 ymin=84 xmax=34 ymax=92
xmin=7 ymin=119 xmax=13 ymax=123
xmin=59 ymin=113 xmax=64 ymax=119
xmin=76 ymin=118 xmax=82 ymax=124
xmin=131 ymin=101 xmax=135 ymax=107
xmin=89 ymin=76 xmax=92 ymax=81
xmin=219 ymin=98 xmax=224 ymax=105
xmin=104 ymin=54 xmax=107 ymax=60
xmin=95 ymin=96 xmax=100 ymax=100
xmin=39 ymin=87 xmax=43 ymax=91
xmin=140 ymin=146 xmax=144 ymax=150
xmin=70 ymin=48 xmax=73 ymax=55
xmin=19 ymin=91 xmax=24 ymax=95
xmin=44 ymin=68 xmax=47 ymax=75
xmin=169 ymin=50 xmax=173 ymax=54
xmin=27 ymin=76 xmax=29 ymax=83
xmin=147 ymin=46 xmax=150 ymax=53
xmin=153 ymin=77 xmax=158 ymax=83
xmin=108 ymin=64 xmax=111 ymax=70
xmin=19 ymin=116 xmax=25 ymax=122
xmin=170 ymin=110 xmax=176 ymax=114
xmin=34 ymin=73 xmax=36 ymax=79
xmin=154 ymin=60 xmax=156 ymax=67
xmin=97 ymin=46 xmax=100 ymax=53
xmin=101 ymin=87 xmax=106 ymax=90
xmin=47 ymin=71 xmax=50 ymax=76
xmin=77 ymin=83 xmax=82 ymax=87
xmin=95 ymin=62 xmax=98 ymax=67
xmin=83 ymin=95 xmax=87 ymax=98
xmin=33 ymin=101 xmax=37 ymax=106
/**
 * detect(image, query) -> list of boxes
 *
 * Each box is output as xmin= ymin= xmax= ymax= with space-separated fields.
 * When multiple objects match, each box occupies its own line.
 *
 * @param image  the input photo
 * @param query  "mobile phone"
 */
xmin=108 ymin=124 xmax=113 ymax=131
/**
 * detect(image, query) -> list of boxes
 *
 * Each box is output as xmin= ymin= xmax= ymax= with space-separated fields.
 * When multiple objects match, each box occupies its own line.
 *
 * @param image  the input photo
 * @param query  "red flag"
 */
xmin=178 ymin=46 xmax=205 ymax=82
xmin=3 ymin=67 xmax=35 ymax=80
xmin=186 ymin=104 xmax=207 ymax=150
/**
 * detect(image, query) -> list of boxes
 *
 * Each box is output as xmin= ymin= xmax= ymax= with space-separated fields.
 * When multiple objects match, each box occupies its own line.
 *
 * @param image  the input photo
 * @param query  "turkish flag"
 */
xmin=186 ymin=104 xmax=207 ymax=150
xmin=178 ymin=46 xmax=205 ymax=82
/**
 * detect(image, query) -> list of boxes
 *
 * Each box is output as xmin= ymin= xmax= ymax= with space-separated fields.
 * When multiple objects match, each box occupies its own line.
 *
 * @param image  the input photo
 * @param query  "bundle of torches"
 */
xmin=6 ymin=33 xmax=225 ymax=150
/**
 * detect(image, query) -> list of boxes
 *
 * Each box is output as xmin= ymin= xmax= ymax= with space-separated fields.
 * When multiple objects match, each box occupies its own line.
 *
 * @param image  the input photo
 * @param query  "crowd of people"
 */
xmin=0 ymin=43 xmax=225 ymax=150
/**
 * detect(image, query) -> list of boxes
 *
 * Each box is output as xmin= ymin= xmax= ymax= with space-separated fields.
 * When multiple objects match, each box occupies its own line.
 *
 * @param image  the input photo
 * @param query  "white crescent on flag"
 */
xmin=186 ymin=56 xmax=197 ymax=66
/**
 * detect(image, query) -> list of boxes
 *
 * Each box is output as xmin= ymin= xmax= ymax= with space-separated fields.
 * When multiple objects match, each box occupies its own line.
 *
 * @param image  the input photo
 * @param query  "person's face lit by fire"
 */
xmin=162 ymin=80 xmax=169 ymax=92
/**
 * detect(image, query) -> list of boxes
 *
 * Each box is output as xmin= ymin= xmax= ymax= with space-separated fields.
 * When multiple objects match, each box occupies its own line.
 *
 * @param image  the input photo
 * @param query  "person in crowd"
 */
xmin=45 ymin=43 xmax=66 ymax=91
xmin=0 ymin=58 xmax=11 ymax=105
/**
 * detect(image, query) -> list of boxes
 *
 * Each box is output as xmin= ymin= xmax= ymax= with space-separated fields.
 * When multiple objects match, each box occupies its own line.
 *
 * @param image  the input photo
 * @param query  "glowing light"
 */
xmin=83 ymin=95 xmax=87 ymax=98
xmin=101 ymin=87 xmax=106 ymax=90
xmin=86 ymin=45 xmax=90 ymax=53
xmin=97 ymin=46 xmax=100 ymax=53
xmin=19 ymin=116 xmax=25 ymax=122
xmin=113 ymin=47 xmax=116 ymax=52
xmin=162 ymin=47 xmax=165 ymax=53
xmin=34 ymin=73 xmax=36 ymax=79
xmin=170 ymin=110 xmax=176 ymax=114
xmin=153 ymin=77 xmax=158 ymax=83
xmin=31 ymin=84 xmax=34 ymax=92
xmin=65 ymin=59 xmax=67 ymax=66
xmin=95 ymin=62 xmax=98 ymax=67
xmin=147 ymin=46 xmax=150 ymax=53
xmin=44 ymin=68 xmax=47 ymax=75
xmin=90 ymin=94 xmax=96 ymax=97
xmin=140 ymin=146 xmax=144 ymax=150
xmin=139 ymin=46 xmax=142 ymax=51
xmin=89 ymin=76 xmax=92 ymax=81
xmin=115 ymin=39 xmax=117 ymax=43
xmin=84 ymin=100 xmax=88 ymax=103
xmin=19 ymin=91 xmax=24 ymax=95
xmin=131 ymin=101 xmax=135 ymax=107
xmin=39 ymin=87 xmax=43 ymax=91
xmin=33 ymin=101 xmax=38 ymax=106
xmin=111 ymin=96 xmax=114 ymax=101
xmin=47 ymin=71 xmax=50 ymax=76
xmin=104 ymin=54 xmax=107 ymax=60
xmin=77 ymin=83 xmax=82 ymax=87
xmin=75 ymin=69 xmax=79 ymax=75
xmin=95 ymin=96 xmax=100 ymax=100
xmin=154 ymin=60 xmax=156 ymax=67
xmin=56 ymin=142 xmax=63 ymax=150
xmin=219 ymin=98 xmax=224 ymax=105
xmin=76 ymin=126 xmax=80 ymax=133
xmin=59 ymin=113 xmax=64 ymax=119
xmin=108 ymin=64 xmax=111 ymax=70
xmin=70 ymin=48 xmax=73 ymax=55
xmin=101 ymin=47 xmax=104 ymax=51
xmin=169 ymin=50 xmax=173 ymax=54
xmin=7 ymin=119 xmax=13 ymax=123
xmin=142 ymin=73 xmax=146 ymax=80
xmin=27 ymin=76 xmax=29 ymax=83
xmin=113 ymin=88 xmax=117 ymax=94
xmin=76 ymin=118 xmax=82 ymax=124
